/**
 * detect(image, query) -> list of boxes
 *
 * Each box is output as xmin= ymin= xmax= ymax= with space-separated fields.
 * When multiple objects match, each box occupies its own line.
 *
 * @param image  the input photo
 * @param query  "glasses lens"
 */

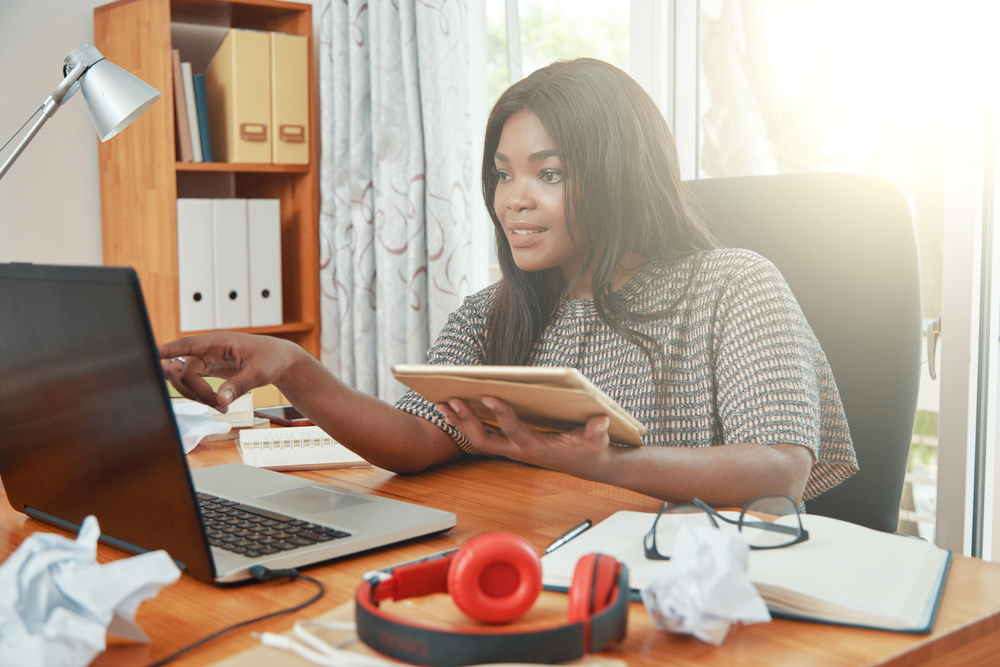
xmin=646 ymin=505 xmax=717 ymax=559
xmin=740 ymin=495 xmax=802 ymax=548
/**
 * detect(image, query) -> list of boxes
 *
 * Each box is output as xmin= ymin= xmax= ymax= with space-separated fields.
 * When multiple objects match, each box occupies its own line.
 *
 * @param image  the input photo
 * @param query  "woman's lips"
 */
xmin=506 ymin=222 xmax=546 ymax=247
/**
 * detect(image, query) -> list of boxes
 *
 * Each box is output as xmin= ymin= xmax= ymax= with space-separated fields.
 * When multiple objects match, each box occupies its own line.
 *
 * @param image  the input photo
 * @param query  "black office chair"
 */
xmin=685 ymin=173 xmax=922 ymax=533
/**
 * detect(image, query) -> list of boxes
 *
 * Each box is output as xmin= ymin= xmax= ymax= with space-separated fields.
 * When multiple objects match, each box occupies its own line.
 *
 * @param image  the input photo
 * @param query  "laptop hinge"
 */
xmin=23 ymin=507 xmax=188 ymax=572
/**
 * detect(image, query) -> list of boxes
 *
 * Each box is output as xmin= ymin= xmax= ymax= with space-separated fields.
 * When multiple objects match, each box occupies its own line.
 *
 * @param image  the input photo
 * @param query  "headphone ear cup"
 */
xmin=446 ymin=532 xmax=543 ymax=625
xmin=567 ymin=553 xmax=620 ymax=624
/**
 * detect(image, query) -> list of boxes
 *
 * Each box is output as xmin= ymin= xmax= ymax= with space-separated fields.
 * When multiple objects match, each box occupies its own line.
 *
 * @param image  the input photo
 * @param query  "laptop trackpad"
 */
xmin=255 ymin=486 xmax=372 ymax=516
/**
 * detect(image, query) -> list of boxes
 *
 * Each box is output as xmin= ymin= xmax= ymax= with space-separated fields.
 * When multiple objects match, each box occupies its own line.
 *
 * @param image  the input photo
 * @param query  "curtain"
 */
xmin=319 ymin=0 xmax=475 ymax=403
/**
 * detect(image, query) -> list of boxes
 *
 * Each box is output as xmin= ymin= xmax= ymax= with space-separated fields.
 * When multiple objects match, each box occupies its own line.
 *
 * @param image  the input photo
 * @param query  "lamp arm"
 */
xmin=0 ymin=63 xmax=88 ymax=182
xmin=50 ymin=62 xmax=89 ymax=107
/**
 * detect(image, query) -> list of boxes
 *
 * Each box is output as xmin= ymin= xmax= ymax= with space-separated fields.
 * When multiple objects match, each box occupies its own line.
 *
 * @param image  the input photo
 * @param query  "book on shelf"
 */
xmin=192 ymin=73 xmax=213 ymax=162
xmin=238 ymin=426 xmax=371 ymax=471
xmin=171 ymin=49 xmax=193 ymax=162
xmin=180 ymin=61 xmax=202 ymax=162
xmin=540 ymin=510 xmax=951 ymax=634
xmin=391 ymin=364 xmax=646 ymax=446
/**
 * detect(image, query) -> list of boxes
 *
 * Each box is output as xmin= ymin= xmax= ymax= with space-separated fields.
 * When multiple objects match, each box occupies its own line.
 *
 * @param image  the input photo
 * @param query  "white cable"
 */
xmin=293 ymin=620 xmax=349 ymax=657
xmin=254 ymin=622 xmax=396 ymax=667
xmin=256 ymin=632 xmax=337 ymax=666
xmin=295 ymin=620 xmax=362 ymax=651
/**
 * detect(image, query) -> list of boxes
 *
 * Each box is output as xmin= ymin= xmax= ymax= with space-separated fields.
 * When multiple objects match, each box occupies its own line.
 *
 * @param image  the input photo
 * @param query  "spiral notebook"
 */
xmin=238 ymin=426 xmax=371 ymax=471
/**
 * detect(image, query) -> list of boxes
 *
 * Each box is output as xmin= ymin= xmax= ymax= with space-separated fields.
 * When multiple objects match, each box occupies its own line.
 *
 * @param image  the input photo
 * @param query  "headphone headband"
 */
xmin=355 ymin=562 xmax=629 ymax=667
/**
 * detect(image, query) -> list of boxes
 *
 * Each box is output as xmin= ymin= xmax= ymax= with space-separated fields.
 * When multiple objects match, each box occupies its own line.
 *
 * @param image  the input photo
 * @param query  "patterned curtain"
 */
xmin=319 ymin=0 xmax=475 ymax=403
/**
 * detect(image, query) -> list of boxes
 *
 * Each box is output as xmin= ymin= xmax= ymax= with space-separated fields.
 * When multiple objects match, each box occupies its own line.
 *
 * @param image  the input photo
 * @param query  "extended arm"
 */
xmin=437 ymin=397 xmax=813 ymax=506
xmin=159 ymin=332 xmax=462 ymax=473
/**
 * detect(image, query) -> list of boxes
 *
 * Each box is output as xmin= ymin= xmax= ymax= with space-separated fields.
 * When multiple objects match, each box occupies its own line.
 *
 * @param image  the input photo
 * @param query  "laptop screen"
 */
xmin=0 ymin=264 xmax=215 ymax=580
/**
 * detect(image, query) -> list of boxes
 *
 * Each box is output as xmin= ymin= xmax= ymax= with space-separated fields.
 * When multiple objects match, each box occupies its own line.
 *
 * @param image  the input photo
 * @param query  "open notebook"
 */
xmin=238 ymin=426 xmax=370 ymax=471
xmin=541 ymin=510 xmax=951 ymax=633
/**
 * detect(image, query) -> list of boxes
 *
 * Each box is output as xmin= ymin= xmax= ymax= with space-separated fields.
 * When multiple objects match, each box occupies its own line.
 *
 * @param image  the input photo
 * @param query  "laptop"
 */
xmin=0 ymin=263 xmax=456 ymax=583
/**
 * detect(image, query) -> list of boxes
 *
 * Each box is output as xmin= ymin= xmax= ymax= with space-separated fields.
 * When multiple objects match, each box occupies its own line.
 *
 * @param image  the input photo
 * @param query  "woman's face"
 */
xmin=493 ymin=110 xmax=582 ymax=279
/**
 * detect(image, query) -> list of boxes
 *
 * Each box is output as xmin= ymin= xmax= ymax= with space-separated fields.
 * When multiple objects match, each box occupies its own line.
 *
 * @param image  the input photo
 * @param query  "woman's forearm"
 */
xmin=436 ymin=396 xmax=813 ymax=507
xmin=160 ymin=331 xmax=461 ymax=473
xmin=272 ymin=344 xmax=463 ymax=474
xmin=594 ymin=441 xmax=814 ymax=506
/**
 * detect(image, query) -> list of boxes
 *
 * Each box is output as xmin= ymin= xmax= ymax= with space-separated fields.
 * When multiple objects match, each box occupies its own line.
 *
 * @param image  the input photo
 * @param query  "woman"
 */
xmin=161 ymin=59 xmax=857 ymax=507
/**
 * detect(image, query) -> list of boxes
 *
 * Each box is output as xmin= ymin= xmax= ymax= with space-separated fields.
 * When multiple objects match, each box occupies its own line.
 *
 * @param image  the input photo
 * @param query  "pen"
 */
xmin=543 ymin=519 xmax=593 ymax=554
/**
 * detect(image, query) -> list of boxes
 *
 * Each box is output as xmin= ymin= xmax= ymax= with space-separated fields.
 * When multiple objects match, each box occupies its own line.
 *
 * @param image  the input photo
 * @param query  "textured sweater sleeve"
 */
xmin=711 ymin=253 xmax=858 ymax=500
xmin=393 ymin=287 xmax=493 ymax=453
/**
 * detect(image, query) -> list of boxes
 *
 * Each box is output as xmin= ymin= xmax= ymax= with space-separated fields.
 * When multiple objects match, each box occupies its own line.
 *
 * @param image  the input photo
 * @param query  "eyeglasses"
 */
xmin=643 ymin=494 xmax=809 ymax=560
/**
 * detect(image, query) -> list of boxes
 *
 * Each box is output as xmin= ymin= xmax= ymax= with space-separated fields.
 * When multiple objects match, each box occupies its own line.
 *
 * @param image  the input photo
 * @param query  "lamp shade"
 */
xmin=78 ymin=58 xmax=161 ymax=141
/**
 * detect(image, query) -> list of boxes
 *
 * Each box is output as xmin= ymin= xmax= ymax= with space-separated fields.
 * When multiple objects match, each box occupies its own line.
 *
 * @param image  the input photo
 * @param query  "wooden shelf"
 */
xmin=95 ymin=0 xmax=320 ymax=357
xmin=170 ymin=0 xmax=304 ymax=28
xmin=176 ymin=161 xmax=310 ymax=173
xmin=183 ymin=320 xmax=316 ymax=336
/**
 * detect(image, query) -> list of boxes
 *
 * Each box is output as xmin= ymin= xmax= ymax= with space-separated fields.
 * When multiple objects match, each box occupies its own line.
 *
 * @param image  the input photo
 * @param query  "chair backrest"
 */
xmin=685 ymin=173 xmax=922 ymax=533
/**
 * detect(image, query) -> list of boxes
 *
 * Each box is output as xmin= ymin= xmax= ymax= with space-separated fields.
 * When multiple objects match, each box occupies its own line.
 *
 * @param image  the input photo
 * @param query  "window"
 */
xmin=696 ymin=0 xmax=954 ymax=541
xmin=483 ymin=0 xmax=631 ymax=280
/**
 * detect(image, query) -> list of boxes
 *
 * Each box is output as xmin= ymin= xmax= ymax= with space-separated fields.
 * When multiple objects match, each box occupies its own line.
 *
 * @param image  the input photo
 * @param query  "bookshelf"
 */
xmin=94 ymin=0 xmax=320 ymax=357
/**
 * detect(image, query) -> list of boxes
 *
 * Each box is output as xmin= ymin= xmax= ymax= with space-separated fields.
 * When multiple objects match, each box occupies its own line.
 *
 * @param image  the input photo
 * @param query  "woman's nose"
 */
xmin=504 ymin=178 xmax=534 ymax=211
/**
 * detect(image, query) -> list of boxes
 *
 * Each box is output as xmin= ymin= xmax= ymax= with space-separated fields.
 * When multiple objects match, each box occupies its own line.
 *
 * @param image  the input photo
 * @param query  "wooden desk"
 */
xmin=2 ymin=437 xmax=1000 ymax=667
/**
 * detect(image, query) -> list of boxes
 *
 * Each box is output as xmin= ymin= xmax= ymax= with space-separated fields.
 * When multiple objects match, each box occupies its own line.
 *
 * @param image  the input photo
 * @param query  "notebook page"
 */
xmin=239 ymin=426 xmax=368 ymax=470
xmin=746 ymin=513 xmax=948 ymax=626
xmin=541 ymin=511 xmax=672 ymax=590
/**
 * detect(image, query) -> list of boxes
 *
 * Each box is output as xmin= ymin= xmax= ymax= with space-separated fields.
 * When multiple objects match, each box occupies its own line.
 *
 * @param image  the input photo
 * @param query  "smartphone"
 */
xmin=253 ymin=405 xmax=314 ymax=427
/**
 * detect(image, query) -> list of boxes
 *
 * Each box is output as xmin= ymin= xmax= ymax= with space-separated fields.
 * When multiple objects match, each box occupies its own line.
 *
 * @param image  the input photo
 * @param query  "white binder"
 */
xmin=212 ymin=199 xmax=251 ymax=329
xmin=247 ymin=199 xmax=283 ymax=327
xmin=176 ymin=199 xmax=215 ymax=332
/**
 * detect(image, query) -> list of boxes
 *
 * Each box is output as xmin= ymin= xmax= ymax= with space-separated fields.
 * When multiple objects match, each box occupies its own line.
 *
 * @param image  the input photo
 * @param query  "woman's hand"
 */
xmin=158 ymin=332 xmax=303 ymax=412
xmin=436 ymin=396 xmax=616 ymax=479
xmin=436 ymin=395 xmax=814 ymax=506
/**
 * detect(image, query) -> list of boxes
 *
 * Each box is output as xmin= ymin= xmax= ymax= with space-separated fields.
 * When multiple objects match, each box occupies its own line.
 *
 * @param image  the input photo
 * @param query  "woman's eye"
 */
xmin=540 ymin=169 xmax=562 ymax=183
xmin=493 ymin=166 xmax=511 ymax=182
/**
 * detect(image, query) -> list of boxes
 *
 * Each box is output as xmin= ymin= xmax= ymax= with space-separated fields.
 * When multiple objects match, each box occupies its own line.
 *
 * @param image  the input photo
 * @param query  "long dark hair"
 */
xmin=481 ymin=58 xmax=716 ymax=375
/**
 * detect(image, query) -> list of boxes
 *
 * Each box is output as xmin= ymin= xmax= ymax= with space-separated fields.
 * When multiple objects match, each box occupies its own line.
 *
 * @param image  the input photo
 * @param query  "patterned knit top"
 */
xmin=395 ymin=248 xmax=858 ymax=500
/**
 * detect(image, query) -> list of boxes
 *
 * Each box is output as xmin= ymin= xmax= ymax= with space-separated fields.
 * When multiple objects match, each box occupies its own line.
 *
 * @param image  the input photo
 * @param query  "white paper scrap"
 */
xmin=640 ymin=525 xmax=771 ymax=646
xmin=0 ymin=516 xmax=181 ymax=667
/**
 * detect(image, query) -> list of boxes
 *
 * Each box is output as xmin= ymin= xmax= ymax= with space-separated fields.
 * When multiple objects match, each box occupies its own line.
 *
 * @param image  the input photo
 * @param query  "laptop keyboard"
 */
xmin=196 ymin=492 xmax=351 ymax=558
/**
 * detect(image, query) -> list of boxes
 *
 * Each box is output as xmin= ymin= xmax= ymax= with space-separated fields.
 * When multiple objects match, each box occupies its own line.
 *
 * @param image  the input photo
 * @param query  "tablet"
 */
xmin=391 ymin=364 xmax=646 ymax=446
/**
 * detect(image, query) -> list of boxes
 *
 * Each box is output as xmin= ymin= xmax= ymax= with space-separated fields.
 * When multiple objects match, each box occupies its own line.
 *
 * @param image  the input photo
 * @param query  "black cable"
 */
xmin=1 ymin=106 xmax=44 ymax=154
xmin=146 ymin=566 xmax=325 ymax=667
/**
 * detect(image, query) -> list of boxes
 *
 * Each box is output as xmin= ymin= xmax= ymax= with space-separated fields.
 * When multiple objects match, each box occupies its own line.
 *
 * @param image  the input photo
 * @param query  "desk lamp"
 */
xmin=0 ymin=43 xmax=161 ymax=181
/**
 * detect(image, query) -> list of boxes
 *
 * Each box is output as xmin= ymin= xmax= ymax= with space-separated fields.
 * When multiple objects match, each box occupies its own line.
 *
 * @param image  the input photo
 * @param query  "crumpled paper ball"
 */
xmin=640 ymin=524 xmax=771 ymax=645
xmin=0 ymin=515 xmax=181 ymax=667
xmin=172 ymin=400 xmax=231 ymax=453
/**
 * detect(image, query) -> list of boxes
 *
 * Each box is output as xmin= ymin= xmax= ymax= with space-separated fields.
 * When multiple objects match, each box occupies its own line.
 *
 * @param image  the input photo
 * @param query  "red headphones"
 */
xmin=355 ymin=532 xmax=629 ymax=667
